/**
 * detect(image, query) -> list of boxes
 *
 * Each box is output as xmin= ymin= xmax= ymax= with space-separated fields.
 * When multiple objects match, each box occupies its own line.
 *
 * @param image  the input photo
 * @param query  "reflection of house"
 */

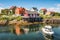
xmin=40 ymin=8 xmax=47 ymax=14
xmin=46 ymin=11 xmax=55 ymax=16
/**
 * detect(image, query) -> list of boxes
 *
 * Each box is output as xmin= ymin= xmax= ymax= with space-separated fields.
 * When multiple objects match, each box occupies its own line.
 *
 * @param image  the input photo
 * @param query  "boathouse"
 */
xmin=23 ymin=10 xmax=43 ymax=22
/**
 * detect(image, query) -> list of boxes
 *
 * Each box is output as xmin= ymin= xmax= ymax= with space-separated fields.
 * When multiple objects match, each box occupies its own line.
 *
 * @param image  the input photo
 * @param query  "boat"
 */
xmin=42 ymin=25 xmax=54 ymax=36
xmin=42 ymin=25 xmax=54 ymax=40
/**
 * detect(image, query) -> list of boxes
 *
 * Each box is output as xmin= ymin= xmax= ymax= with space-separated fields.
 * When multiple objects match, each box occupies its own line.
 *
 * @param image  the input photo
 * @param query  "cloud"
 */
xmin=0 ymin=7 xmax=4 ymax=9
xmin=47 ymin=7 xmax=56 ymax=12
xmin=47 ymin=4 xmax=60 ymax=12
xmin=49 ymin=4 xmax=60 ymax=12
xmin=25 ymin=8 xmax=29 ymax=10
xmin=56 ymin=4 xmax=60 ymax=7
xmin=0 ymin=3 xmax=4 ymax=10
xmin=47 ymin=7 xmax=60 ymax=12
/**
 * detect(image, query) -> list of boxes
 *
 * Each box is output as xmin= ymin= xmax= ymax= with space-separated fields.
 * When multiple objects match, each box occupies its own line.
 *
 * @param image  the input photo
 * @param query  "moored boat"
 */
xmin=42 ymin=25 xmax=54 ymax=36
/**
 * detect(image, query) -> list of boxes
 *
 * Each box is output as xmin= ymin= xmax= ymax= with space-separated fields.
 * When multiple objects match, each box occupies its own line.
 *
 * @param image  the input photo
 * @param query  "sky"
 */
xmin=0 ymin=0 xmax=60 ymax=12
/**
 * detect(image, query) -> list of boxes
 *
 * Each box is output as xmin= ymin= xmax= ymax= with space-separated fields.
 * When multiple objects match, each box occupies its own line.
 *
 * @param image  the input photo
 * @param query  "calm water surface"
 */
xmin=0 ymin=24 xmax=60 ymax=40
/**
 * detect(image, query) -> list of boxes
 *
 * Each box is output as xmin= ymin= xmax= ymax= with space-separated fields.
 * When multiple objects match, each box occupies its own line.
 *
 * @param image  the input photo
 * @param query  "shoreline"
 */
xmin=0 ymin=19 xmax=60 ymax=26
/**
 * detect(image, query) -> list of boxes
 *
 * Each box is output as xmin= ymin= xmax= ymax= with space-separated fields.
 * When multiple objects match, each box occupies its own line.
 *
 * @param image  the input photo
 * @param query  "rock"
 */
xmin=0 ymin=20 xmax=7 ymax=25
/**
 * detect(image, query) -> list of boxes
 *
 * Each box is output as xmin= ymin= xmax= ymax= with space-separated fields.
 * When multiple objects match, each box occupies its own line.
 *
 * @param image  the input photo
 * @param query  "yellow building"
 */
xmin=46 ymin=11 xmax=55 ymax=16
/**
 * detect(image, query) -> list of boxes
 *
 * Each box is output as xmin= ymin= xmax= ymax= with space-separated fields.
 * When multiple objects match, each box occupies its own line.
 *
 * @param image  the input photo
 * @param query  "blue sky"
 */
xmin=0 ymin=0 xmax=60 ymax=12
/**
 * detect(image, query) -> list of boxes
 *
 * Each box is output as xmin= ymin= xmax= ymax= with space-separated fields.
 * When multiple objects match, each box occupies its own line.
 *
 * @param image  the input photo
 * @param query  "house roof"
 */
xmin=10 ymin=6 xmax=16 ymax=10
xmin=40 ymin=8 xmax=47 ymax=12
xmin=26 ymin=10 xmax=39 ymax=14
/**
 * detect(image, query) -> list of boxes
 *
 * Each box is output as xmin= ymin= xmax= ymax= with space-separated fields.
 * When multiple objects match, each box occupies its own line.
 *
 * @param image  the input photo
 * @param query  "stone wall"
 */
xmin=45 ymin=18 xmax=60 ymax=24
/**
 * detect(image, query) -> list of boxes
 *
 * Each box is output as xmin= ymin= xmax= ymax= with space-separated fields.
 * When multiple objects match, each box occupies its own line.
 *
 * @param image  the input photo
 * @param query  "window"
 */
xmin=28 ymin=14 xmax=30 ymax=16
xmin=21 ymin=13 xmax=24 ymax=16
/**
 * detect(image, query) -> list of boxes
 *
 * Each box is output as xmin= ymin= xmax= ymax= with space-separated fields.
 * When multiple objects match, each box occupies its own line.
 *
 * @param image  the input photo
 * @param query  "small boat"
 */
xmin=42 ymin=25 xmax=54 ymax=36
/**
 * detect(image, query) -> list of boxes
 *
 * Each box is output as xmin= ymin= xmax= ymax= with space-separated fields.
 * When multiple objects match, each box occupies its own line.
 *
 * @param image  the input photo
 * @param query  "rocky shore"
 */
xmin=0 ymin=18 xmax=60 ymax=25
xmin=0 ymin=20 xmax=7 ymax=25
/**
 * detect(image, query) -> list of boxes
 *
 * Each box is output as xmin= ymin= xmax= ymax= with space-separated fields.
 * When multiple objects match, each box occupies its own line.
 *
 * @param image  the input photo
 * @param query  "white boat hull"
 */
xmin=42 ymin=28 xmax=54 ymax=35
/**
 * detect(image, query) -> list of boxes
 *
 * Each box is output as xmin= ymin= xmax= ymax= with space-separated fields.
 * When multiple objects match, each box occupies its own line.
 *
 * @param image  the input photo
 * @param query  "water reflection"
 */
xmin=0 ymin=25 xmax=13 ymax=33
xmin=0 ymin=24 xmax=60 ymax=40
xmin=25 ymin=24 xmax=40 ymax=32
xmin=52 ymin=25 xmax=60 ymax=40
xmin=12 ymin=24 xmax=41 ymax=35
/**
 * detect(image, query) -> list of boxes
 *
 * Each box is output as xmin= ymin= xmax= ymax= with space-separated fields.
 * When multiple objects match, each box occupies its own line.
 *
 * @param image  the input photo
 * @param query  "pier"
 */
xmin=23 ymin=17 xmax=43 ymax=22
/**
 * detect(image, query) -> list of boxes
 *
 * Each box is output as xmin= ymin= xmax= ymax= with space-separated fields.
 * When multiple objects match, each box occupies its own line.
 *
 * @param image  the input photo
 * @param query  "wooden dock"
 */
xmin=44 ymin=18 xmax=60 ymax=24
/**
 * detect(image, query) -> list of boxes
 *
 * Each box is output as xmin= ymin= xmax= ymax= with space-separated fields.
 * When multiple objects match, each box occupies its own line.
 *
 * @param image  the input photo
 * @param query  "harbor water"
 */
xmin=0 ymin=24 xmax=60 ymax=40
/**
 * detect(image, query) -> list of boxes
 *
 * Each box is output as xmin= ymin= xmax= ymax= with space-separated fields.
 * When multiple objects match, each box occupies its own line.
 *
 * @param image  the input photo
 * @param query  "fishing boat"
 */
xmin=42 ymin=25 xmax=54 ymax=36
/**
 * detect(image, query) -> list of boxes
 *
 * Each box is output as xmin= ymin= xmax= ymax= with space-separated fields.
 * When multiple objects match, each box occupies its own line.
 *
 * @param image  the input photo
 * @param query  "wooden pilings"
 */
xmin=45 ymin=19 xmax=60 ymax=24
xmin=23 ymin=17 xmax=43 ymax=22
